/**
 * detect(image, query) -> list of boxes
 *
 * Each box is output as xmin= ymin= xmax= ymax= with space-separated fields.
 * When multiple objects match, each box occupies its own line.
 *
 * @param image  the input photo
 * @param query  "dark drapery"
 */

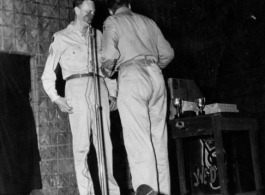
xmin=0 ymin=53 xmax=42 ymax=194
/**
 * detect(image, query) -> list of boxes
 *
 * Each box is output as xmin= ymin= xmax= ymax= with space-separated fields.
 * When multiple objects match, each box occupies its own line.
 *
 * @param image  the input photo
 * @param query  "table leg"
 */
xmin=212 ymin=117 xmax=229 ymax=195
xmin=232 ymin=136 xmax=242 ymax=193
xmin=249 ymin=128 xmax=263 ymax=194
xmin=176 ymin=139 xmax=187 ymax=195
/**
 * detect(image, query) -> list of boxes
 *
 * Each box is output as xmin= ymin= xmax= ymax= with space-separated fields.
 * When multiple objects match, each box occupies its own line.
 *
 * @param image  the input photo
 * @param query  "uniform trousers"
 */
xmin=117 ymin=60 xmax=171 ymax=195
xmin=65 ymin=76 xmax=120 ymax=195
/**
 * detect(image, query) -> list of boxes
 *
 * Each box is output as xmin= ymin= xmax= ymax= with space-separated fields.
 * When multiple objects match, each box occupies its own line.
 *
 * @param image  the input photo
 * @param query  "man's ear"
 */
xmin=108 ymin=9 xmax=114 ymax=15
xmin=128 ymin=3 xmax=131 ymax=9
xmin=74 ymin=7 xmax=80 ymax=15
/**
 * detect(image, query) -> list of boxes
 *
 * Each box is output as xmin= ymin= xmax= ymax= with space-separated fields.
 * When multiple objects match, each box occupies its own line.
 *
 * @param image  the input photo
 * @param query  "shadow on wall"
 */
xmin=0 ymin=53 xmax=42 ymax=194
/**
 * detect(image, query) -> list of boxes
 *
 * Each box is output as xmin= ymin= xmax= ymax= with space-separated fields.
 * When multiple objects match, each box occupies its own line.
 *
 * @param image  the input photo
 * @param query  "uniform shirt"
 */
xmin=42 ymin=22 xmax=117 ymax=102
xmin=100 ymin=7 xmax=174 ymax=72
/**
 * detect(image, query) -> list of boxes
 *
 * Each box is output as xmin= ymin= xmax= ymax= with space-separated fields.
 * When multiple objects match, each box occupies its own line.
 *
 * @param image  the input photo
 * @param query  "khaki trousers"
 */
xmin=117 ymin=60 xmax=171 ymax=195
xmin=65 ymin=77 xmax=120 ymax=195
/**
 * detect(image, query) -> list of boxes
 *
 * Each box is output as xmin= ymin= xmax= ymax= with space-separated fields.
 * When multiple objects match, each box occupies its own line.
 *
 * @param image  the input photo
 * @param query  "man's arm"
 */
xmin=96 ymin=28 xmax=118 ymax=111
xmin=104 ymin=77 xmax=118 ymax=111
xmin=41 ymin=34 xmax=61 ymax=102
xmin=96 ymin=29 xmax=118 ymax=98
xmin=41 ymin=35 xmax=73 ymax=113
xmin=100 ymin=17 xmax=120 ymax=77
xmin=156 ymin=25 xmax=175 ymax=69
xmin=104 ymin=77 xmax=118 ymax=98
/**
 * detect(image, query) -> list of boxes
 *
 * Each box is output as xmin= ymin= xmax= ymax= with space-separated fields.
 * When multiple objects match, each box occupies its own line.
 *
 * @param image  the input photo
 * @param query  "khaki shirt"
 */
xmin=42 ymin=23 xmax=117 ymax=102
xmin=101 ymin=7 xmax=174 ymax=72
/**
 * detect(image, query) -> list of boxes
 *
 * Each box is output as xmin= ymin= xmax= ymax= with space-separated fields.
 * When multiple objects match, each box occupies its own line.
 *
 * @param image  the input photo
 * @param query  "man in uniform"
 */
xmin=100 ymin=0 xmax=174 ymax=194
xmin=41 ymin=0 xmax=120 ymax=195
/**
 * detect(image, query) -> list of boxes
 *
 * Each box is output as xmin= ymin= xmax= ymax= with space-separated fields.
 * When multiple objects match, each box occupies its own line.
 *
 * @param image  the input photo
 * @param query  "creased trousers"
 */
xmin=65 ymin=76 xmax=120 ymax=195
xmin=117 ymin=60 xmax=171 ymax=195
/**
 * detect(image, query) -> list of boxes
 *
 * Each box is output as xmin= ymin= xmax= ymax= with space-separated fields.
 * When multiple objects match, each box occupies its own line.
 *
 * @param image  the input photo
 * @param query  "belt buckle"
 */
xmin=144 ymin=56 xmax=155 ymax=64
xmin=143 ymin=57 xmax=153 ymax=65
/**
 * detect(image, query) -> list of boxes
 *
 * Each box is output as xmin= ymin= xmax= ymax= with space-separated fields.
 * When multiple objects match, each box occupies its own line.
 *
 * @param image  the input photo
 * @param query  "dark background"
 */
xmin=0 ymin=53 xmax=42 ymax=194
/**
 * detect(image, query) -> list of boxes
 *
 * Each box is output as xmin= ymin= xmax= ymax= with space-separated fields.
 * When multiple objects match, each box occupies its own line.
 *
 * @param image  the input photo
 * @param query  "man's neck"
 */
xmin=72 ymin=20 xmax=89 ymax=35
xmin=111 ymin=5 xmax=123 ymax=14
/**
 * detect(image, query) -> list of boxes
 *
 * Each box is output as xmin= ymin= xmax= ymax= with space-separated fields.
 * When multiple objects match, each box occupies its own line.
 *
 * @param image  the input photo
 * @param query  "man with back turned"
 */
xmin=100 ymin=0 xmax=175 ymax=194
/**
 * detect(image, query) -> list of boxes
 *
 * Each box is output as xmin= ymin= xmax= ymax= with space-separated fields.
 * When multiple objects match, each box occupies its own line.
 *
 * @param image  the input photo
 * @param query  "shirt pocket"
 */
xmin=64 ymin=46 xmax=81 ymax=61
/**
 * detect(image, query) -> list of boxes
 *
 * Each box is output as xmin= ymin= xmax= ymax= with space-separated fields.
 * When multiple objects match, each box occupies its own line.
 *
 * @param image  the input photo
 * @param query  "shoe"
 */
xmin=135 ymin=184 xmax=157 ymax=195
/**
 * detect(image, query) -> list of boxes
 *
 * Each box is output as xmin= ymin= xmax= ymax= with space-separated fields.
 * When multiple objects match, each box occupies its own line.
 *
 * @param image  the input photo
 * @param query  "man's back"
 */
xmin=113 ymin=8 xmax=160 ymax=58
xmin=102 ymin=2 xmax=174 ymax=194
xmin=102 ymin=7 xmax=174 ymax=69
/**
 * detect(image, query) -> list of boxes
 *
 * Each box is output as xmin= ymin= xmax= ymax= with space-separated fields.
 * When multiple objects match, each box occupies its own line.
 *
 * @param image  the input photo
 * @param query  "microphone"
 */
xmin=83 ymin=0 xmax=95 ymax=24
xmin=83 ymin=11 xmax=94 ymax=24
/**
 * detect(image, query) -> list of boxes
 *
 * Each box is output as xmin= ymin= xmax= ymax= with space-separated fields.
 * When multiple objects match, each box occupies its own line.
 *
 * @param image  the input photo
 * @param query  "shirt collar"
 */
xmin=66 ymin=22 xmax=87 ymax=35
xmin=115 ymin=7 xmax=131 ymax=14
xmin=67 ymin=22 xmax=75 ymax=32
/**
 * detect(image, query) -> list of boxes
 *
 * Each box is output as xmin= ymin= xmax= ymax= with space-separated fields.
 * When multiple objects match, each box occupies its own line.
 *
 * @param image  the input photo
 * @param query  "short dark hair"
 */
xmin=106 ymin=0 xmax=130 ymax=9
xmin=73 ymin=0 xmax=85 ymax=8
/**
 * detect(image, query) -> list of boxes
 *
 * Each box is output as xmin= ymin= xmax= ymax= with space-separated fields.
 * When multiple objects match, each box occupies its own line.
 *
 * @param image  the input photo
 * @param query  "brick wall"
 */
xmin=0 ymin=0 xmax=78 ymax=194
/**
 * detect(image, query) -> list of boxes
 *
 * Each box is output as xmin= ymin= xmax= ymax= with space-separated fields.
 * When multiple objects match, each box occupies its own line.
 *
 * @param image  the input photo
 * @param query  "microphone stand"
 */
xmin=88 ymin=24 xmax=109 ymax=195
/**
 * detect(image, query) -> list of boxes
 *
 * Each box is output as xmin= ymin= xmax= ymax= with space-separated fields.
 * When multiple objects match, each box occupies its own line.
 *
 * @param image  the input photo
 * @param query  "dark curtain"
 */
xmin=0 ymin=53 xmax=42 ymax=194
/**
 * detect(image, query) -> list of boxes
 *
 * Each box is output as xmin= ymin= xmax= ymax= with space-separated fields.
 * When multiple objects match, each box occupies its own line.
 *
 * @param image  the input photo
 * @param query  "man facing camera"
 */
xmin=41 ymin=0 xmax=120 ymax=195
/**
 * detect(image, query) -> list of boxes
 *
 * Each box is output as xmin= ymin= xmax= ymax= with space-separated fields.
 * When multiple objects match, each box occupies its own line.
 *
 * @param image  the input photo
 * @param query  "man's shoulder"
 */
xmin=120 ymin=11 xmax=155 ymax=23
xmin=134 ymin=12 xmax=155 ymax=23
xmin=53 ymin=28 xmax=69 ymax=37
xmin=105 ymin=10 xmax=131 ymax=21
xmin=104 ymin=11 xmax=156 ymax=27
xmin=105 ymin=15 xmax=117 ymax=22
xmin=103 ymin=15 xmax=119 ymax=28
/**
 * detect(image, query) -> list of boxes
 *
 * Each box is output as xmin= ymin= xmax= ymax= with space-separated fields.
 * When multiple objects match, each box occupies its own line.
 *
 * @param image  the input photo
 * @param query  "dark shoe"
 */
xmin=135 ymin=184 xmax=157 ymax=195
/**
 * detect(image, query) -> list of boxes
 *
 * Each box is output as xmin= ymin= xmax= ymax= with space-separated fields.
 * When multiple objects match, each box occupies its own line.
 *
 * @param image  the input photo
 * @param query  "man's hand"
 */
xmin=102 ymin=67 xmax=113 ymax=78
xmin=54 ymin=97 xmax=73 ymax=114
xmin=109 ymin=96 xmax=117 ymax=111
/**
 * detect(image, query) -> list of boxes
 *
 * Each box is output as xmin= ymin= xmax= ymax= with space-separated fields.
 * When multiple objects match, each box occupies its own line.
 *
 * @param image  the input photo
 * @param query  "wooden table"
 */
xmin=169 ymin=113 xmax=263 ymax=195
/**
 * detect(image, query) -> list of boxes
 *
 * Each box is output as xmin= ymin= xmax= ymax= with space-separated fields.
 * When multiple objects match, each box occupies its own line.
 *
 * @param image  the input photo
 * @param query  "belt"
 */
xmin=133 ymin=55 xmax=157 ymax=62
xmin=66 ymin=72 xmax=100 ymax=81
xmin=119 ymin=55 xmax=157 ymax=70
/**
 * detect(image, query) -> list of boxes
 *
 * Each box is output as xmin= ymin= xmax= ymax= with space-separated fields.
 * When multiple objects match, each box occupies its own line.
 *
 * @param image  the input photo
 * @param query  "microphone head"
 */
xmin=82 ymin=0 xmax=95 ymax=24
xmin=83 ymin=11 xmax=94 ymax=24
